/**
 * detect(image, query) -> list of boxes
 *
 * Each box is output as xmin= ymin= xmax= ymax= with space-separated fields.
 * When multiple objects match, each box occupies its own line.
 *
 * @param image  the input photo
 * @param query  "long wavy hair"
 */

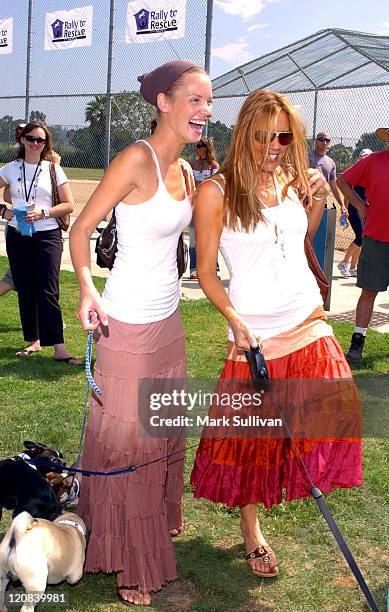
xmin=220 ymin=89 xmax=310 ymax=231
xmin=196 ymin=136 xmax=218 ymax=167
xmin=16 ymin=121 xmax=53 ymax=161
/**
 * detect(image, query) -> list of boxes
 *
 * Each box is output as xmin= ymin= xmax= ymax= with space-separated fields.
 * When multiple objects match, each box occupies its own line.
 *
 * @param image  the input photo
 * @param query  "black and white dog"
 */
xmin=0 ymin=441 xmax=64 ymax=522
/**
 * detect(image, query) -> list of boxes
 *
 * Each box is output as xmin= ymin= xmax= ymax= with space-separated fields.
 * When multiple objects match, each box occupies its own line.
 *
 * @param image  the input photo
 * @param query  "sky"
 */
xmin=210 ymin=0 xmax=389 ymax=77
xmin=0 ymin=0 xmax=388 ymax=131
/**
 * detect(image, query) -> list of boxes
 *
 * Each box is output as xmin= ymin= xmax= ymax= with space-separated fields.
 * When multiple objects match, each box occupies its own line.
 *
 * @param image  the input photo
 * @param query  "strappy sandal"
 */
xmin=246 ymin=545 xmax=279 ymax=578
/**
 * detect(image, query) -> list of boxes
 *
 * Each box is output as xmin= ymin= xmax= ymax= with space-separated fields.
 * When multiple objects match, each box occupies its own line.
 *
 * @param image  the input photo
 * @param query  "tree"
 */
xmin=353 ymin=131 xmax=385 ymax=160
xmin=0 ymin=114 xmax=15 ymax=145
xmin=84 ymin=92 xmax=154 ymax=166
xmin=327 ymin=143 xmax=353 ymax=173
xmin=208 ymin=120 xmax=233 ymax=163
xmin=29 ymin=110 xmax=47 ymax=123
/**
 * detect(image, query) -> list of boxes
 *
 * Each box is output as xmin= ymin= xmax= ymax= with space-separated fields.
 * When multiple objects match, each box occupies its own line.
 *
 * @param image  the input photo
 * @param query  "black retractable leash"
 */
xmin=245 ymin=346 xmax=379 ymax=612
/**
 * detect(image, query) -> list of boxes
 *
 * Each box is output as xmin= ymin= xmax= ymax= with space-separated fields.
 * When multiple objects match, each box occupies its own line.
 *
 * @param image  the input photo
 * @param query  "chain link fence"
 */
xmin=210 ymin=84 xmax=388 ymax=251
xmin=0 ymin=0 xmax=208 ymax=176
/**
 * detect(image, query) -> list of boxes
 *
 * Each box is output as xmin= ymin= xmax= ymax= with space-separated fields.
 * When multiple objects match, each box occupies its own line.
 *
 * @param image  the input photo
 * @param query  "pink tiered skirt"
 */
xmin=78 ymin=310 xmax=186 ymax=593
xmin=191 ymin=336 xmax=362 ymax=509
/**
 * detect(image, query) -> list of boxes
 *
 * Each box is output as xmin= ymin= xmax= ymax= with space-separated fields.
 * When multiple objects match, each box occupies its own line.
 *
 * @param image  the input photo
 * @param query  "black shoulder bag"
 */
xmin=95 ymin=210 xmax=188 ymax=277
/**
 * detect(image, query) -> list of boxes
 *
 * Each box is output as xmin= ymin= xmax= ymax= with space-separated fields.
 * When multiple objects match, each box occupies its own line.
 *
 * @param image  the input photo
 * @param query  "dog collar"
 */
xmin=16 ymin=453 xmax=38 ymax=470
xmin=57 ymin=519 xmax=86 ymax=537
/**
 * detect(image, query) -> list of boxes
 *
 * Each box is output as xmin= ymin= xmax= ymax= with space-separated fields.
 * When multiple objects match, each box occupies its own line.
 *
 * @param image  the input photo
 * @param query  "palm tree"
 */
xmin=85 ymin=95 xmax=106 ymax=130
xmin=85 ymin=95 xmax=107 ymax=166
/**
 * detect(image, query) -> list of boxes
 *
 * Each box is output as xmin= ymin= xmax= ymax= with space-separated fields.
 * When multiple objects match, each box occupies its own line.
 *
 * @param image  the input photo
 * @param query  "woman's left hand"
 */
xmin=24 ymin=206 xmax=44 ymax=223
xmin=307 ymin=168 xmax=330 ymax=199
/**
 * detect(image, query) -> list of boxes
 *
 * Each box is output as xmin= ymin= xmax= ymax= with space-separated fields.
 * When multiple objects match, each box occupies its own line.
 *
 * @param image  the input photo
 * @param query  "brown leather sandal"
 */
xmin=246 ymin=545 xmax=279 ymax=578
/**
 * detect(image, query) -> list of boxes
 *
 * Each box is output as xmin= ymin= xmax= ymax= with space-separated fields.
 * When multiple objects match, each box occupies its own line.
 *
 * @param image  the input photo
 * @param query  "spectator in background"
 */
xmin=0 ymin=121 xmax=78 ymax=362
xmin=337 ymin=127 xmax=389 ymax=363
xmin=0 ymin=124 xmax=61 ymax=297
xmin=337 ymin=148 xmax=372 ymax=278
xmin=308 ymin=131 xmax=347 ymax=217
xmin=189 ymin=136 xmax=219 ymax=279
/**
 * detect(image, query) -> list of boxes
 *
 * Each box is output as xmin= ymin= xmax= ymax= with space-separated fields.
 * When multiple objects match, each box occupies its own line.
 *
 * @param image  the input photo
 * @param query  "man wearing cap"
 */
xmin=337 ymin=127 xmax=389 ymax=363
xmin=308 ymin=131 xmax=347 ymax=216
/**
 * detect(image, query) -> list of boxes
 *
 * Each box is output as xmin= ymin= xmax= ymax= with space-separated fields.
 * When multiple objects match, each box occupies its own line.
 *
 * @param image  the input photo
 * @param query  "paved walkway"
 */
xmin=1 ymin=220 xmax=389 ymax=333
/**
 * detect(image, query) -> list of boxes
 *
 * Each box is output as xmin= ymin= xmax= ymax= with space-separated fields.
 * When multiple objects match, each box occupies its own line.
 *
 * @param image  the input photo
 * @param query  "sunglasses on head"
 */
xmin=24 ymin=135 xmax=46 ymax=144
xmin=316 ymin=137 xmax=330 ymax=143
xmin=196 ymin=142 xmax=206 ymax=149
xmin=255 ymin=130 xmax=294 ymax=146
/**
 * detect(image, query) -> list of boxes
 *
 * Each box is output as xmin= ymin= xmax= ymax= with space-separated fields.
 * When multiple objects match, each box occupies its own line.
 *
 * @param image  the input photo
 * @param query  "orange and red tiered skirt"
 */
xmin=191 ymin=335 xmax=362 ymax=509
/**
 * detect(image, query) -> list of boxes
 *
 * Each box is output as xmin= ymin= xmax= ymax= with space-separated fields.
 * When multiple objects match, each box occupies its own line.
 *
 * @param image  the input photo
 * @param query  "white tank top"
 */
xmin=101 ymin=140 xmax=192 ymax=324
xmin=213 ymin=176 xmax=322 ymax=341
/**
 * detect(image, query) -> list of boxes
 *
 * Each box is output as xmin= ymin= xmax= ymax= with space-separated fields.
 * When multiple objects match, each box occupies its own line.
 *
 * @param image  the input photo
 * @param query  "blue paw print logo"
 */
xmin=134 ymin=9 xmax=150 ymax=31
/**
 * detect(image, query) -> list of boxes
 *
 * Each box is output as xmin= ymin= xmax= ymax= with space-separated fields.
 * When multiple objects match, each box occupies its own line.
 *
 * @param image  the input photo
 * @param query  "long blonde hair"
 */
xmin=221 ymin=89 xmax=310 ymax=231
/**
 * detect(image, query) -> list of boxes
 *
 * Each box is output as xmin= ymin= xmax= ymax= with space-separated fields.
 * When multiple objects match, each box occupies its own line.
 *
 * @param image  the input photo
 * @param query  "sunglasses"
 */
xmin=24 ymin=135 xmax=46 ymax=144
xmin=196 ymin=142 xmax=206 ymax=149
xmin=255 ymin=130 xmax=294 ymax=146
xmin=316 ymin=137 xmax=331 ymax=143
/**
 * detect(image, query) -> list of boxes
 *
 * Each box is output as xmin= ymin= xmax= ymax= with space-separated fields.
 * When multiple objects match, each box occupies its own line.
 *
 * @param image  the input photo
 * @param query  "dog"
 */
xmin=45 ymin=473 xmax=80 ymax=507
xmin=21 ymin=441 xmax=64 ymax=476
xmin=0 ymin=442 xmax=64 ymax=522
xmin=0 ymin=511 xmax=86 ymax=612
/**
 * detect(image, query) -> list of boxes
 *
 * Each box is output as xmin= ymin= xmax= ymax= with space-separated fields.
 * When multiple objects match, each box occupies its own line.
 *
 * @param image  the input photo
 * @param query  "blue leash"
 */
xmin=71 ymin=330 xmax=102 ymax=469
xmin=29 ymin=330 xmax=187 ymax=476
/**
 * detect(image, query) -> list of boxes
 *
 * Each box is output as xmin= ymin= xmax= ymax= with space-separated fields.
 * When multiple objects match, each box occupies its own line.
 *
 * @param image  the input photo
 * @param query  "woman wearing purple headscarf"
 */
xmin=70 ymin=61 xmax=212 ymax=606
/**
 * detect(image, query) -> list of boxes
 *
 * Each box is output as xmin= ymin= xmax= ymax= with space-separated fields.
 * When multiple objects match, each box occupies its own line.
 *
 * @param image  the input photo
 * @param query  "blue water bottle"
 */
xmin=340 ymin=211 xmax=348 ymax=228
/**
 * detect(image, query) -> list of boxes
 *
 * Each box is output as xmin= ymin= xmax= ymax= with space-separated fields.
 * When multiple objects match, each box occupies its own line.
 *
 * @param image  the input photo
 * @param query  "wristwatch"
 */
xmin=41 ymin=208 xmax=50 ymax=220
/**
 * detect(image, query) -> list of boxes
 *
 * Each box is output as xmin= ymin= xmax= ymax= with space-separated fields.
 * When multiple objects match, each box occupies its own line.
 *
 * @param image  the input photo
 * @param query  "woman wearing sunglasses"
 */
xmin=190 ymin=90 xmax=362 ymax=578
xmin=0 ymin=121 xmax=80 ymax=363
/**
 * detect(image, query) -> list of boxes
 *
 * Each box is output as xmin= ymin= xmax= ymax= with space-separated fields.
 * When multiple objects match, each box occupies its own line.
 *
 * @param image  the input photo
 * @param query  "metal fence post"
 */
xmin=24 ymin=0 xmax=33 ymax=122
xmin=203 ymin=0 xmax=214 ymax=136
xmin=104 ymin=0 xmax=115 ymax=170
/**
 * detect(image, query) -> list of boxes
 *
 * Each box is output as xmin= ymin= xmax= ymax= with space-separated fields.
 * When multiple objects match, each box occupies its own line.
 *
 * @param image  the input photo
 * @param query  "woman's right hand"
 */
xmin=230 ymin=314 xmax=259 ymax=351
xmin=77 ymin=286 xmax=108 ymax=331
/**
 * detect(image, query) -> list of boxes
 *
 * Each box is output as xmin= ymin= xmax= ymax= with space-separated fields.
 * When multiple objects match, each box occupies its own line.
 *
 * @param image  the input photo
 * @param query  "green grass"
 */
xmin=65 ymin=167 xmax=103 ymax=181
xmin=0 ymin=255 xmax=388 ymax=611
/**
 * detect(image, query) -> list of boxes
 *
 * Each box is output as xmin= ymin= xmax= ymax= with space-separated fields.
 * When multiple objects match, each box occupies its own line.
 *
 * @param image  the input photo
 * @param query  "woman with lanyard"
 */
xmin=0 ymin=121 xmax=80 ymax=363
xmin=70 ymin=61 xmax=212 ymax=606
xmin=190 ymin=90 xmax=362 ymax=579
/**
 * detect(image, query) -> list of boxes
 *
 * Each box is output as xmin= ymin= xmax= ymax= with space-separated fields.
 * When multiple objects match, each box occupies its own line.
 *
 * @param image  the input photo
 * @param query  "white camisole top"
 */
xmin=211 ymin=176 xmax=322 ymax=341
xmin=101 ymin=140 xmax=192 ymax=324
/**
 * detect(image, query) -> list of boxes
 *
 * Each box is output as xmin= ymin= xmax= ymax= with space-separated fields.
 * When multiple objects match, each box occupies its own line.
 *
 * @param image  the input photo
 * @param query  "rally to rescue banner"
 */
xmin=126 ymin=0 xmax=186 ymax=44
xmin=44 ymin=5 xmax=93 ymax=51
xmin=0 ymin=17 xmax=13 ymax=55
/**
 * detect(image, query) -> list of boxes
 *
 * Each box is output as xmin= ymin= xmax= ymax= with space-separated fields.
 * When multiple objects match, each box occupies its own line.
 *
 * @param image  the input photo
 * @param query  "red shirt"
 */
xmin=341 ymin=151 xmax=389 ymax=242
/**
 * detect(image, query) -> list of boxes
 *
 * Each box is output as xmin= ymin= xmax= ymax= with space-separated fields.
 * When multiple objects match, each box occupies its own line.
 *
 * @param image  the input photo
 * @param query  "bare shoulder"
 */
xmin=195 ymin=174 xmax=225 ymax=215
xmin=199 ymin=174 xmax=225 ymax=200
xmin=110 ymin=140 xmax=152 ymax=173
xmin=179 ymin=157 xmax=193 ymax=173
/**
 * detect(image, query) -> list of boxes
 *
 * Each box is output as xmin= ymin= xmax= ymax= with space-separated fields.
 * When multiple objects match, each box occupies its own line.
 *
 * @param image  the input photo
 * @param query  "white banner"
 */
xmin=0 ymin=17 xmax=13 ymax=55
xmin=44 ymin=5 xmax=93 ymax=51
xmin=126 ymin=0 xmax=186 ymax=44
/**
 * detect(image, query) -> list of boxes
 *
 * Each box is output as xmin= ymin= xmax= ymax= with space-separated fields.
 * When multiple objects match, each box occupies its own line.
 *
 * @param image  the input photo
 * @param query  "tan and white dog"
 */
xmin=0 ymin=511 xmax=86 ymax=612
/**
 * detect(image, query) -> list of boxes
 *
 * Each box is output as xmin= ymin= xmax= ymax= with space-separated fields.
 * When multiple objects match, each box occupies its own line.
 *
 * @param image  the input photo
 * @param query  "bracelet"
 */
xmin=312 ymin=193 xmax=327 ymax=201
